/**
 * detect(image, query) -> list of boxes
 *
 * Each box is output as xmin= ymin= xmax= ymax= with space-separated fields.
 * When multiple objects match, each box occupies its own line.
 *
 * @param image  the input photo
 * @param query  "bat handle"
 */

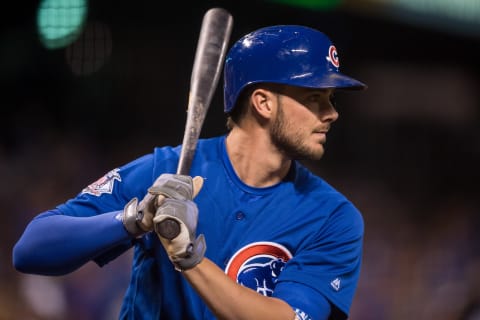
xmin=155 ymin=218 xmax=181 ymax=240
xmin=153 ymin=194 xmax=181 ymax=240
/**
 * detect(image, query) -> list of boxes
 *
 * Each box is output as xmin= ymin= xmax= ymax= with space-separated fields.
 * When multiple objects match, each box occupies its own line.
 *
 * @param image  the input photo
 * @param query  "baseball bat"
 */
xmin=155 ymin=8 xmax=233 ymax=239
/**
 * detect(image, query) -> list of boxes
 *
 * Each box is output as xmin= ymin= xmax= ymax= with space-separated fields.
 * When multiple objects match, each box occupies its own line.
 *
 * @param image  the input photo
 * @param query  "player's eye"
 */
xmin=306 ymin=94 xmax=324 ymax=104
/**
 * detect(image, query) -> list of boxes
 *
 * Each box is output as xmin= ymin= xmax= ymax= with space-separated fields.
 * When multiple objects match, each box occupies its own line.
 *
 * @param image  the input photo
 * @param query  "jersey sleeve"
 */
xmin=54 ymin=147 xmax=181 ymax=266
xmin=57 ymin=153 xmax=157 ymax=217
xmin=274 ymin=202 xmax=364 ymax=319
xmin=66 ymin=153 xmax=159 ymax=266
xmin=13 ymin=153 xmax=163 ymax=275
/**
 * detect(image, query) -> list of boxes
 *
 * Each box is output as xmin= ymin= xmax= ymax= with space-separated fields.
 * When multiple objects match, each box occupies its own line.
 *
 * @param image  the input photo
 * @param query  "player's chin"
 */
xmin=315 ymin=147 xmax=326 ymax=160
xmin=307 ymin=143 xmax=326 ymax=160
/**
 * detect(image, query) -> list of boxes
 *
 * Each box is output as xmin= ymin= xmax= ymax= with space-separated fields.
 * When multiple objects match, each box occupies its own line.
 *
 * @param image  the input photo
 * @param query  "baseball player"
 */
xmin=13 ymin=25 xmax=367 ymax=320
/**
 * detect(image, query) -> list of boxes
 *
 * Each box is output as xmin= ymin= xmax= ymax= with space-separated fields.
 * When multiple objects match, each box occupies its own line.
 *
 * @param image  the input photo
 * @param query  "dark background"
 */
xmin=1 ymin=0 xmax=479 ymax=319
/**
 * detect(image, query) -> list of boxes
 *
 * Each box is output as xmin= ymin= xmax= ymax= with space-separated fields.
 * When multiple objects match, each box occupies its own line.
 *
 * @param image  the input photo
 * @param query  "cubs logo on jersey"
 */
xmin=225 ymin=242 xmax=292 ymax=296
xmin=82 ymin=168 xmax=121 ymax=196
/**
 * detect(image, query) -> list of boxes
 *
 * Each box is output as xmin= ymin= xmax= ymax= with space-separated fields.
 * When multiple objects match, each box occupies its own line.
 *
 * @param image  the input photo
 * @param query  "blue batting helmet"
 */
xmin=223 ymin=25 xmax=367 ymax=113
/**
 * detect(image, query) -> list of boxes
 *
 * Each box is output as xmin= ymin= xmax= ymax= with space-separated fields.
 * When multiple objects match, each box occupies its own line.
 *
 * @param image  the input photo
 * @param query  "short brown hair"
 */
xmin=225 ymin=85 xmax=256 ymax=130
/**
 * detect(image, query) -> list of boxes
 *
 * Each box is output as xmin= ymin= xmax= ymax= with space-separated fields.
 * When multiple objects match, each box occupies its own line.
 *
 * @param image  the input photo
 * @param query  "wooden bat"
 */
xmin=155 ymin=8 xmax=233 ymax=239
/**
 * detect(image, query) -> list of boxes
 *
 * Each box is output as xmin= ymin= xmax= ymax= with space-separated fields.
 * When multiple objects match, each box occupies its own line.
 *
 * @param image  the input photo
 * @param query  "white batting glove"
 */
xmin=121 ymin=193 xmax=158 ymax=237
xmin=154 ymin=198 xmax=206 ymax=271
xmin=153 ymin=175 xmax=205 ymax=271
xmin=121 ymin=174 xmax=197 ymax=237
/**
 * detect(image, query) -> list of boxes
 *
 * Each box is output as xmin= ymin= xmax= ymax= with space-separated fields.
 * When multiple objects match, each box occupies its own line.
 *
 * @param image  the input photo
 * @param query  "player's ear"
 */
xmin=250 ymin=88 xmax=275 ymax=119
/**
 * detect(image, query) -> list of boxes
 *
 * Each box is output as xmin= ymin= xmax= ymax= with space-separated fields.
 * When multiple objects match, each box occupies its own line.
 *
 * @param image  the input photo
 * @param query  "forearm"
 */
xmin=183 ymin=258 xmax=295 ymax=320
xmin=13 ymin=210 xmax=132 ymax=275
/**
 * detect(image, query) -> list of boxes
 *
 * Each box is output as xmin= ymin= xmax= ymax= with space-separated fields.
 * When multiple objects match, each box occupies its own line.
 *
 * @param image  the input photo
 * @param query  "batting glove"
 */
xmin=153 ymin=175 xmax=205 ymax=271
xmin=154 ymin=198 xmax=206 ymax=271
xmin=121 ymin=174 xmax=197 ymax=237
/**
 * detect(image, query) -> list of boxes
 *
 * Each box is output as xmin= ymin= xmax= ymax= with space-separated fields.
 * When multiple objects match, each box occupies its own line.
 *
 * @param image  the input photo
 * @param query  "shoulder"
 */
xmin=152 ymin=136 xmax=223 ymax=165
xmin=293 ymin=162 xmax=348 ymax=204
xmin=293 ymin=163 xmax=364 ymax=234
xmin=195 ymin=136 xmax=225 ymax=156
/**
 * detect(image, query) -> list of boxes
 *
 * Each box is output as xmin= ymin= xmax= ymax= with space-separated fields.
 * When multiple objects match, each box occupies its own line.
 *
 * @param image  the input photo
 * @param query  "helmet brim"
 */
xmin=328 ymin=72 xmax=367 ymax=90
xmin=302 ymin=71 xmax=367 ymax=91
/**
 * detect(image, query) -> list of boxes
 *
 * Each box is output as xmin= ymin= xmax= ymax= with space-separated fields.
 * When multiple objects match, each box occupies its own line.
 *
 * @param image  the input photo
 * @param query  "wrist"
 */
xmin=122 ymin=198 xmax=147 ymax=237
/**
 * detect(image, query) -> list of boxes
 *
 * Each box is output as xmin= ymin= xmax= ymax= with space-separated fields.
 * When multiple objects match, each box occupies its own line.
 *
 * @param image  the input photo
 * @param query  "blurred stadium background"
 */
xmin=1 ymin=0 xmax=479 ymax=319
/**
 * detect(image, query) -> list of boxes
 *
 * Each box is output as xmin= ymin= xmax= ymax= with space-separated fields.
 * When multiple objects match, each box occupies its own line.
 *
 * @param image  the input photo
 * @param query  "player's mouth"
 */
xmin=312 ymin=131 xmax=327 ymax=143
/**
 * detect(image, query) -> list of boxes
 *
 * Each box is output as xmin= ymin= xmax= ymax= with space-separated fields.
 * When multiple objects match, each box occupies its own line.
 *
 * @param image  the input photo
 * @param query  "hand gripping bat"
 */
xmin=154 ymin=8 xmax=233 ymax=239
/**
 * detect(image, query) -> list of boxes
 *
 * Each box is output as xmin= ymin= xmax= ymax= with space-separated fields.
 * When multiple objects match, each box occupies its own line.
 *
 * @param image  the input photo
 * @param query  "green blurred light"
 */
xmin=267 ymin=0 xmax=341 ymax=10
xmin=395 ymin=0 xmax=480 ymax=24
xmin=37 ymin=0 xmax=88 ymax=49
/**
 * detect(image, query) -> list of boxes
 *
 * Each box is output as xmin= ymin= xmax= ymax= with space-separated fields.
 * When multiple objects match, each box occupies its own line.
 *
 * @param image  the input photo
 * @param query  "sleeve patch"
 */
xmin=82 ymin=168 xmax=121 ymax=196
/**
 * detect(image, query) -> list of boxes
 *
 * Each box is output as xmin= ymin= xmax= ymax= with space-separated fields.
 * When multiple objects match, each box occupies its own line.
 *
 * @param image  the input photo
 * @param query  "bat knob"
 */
xmin=155 ymin=218 xmax=181 ymax=240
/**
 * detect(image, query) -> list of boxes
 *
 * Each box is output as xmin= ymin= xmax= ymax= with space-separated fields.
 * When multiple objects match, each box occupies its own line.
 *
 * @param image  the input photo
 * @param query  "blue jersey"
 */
xmin=40 ymin=135 xmax=363 ymax=319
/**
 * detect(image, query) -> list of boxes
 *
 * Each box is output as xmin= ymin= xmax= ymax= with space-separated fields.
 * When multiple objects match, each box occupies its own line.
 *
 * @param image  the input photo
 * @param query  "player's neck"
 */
xmin=225 ymin=128 xmax=291 ymax=188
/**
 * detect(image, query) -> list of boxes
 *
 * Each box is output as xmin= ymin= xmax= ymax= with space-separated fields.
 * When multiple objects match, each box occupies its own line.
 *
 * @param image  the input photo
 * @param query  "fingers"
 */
xmin=148 ymin=174 xmax=197 ymax=200
xmin=192 ymin=176 xmax=204 ymax=198
xmin=156 ymin=194 xmax=166 ymax=207
xmin=150 ymin=174 xmax=200 ymax=207
xmin=128 ymin=175 xmax=204 ymax=238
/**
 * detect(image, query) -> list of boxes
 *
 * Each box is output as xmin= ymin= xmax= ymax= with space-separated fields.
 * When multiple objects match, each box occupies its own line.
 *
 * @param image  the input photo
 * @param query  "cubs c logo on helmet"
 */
xmin=327 ymin=45 xmax=340 ymax=69
xmin=225 ymin=242 xmax=292 ymax=296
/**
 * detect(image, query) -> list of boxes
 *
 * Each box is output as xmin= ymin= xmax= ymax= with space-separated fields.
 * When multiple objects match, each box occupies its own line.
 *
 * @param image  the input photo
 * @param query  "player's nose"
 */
xmin=319 ymin=104 xmax=339 ymax=124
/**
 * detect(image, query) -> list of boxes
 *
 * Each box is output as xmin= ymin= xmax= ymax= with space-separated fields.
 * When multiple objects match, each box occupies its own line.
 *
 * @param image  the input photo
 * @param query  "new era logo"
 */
xmin=330 ymin=277 xmax=341 ymax=291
